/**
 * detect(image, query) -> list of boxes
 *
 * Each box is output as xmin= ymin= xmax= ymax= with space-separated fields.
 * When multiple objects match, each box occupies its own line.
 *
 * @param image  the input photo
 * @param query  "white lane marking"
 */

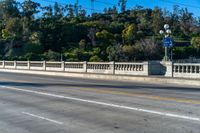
xmin=22 ymin=112 xmax=63 ymax=125
xmin=1 ymin=85 xmax=200 ymax=122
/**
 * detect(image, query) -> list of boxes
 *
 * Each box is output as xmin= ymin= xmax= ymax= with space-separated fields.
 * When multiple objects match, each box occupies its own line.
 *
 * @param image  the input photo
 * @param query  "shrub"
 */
xmin=89 ymin=55 xmax=102 ymax=62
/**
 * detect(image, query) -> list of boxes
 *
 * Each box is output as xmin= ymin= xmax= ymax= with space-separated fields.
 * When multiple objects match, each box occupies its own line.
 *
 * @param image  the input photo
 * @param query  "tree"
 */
xmin=106 ymin=44 xmax=125 ymax=61
xmin=122 ymin=24 xmax=137 ymax=45
xmin=89 ymin=55 xmax=102 ymax=62
xmin=21 ymin=0 xmax=40 ymax=42
xmin=66 ymin=4 xmax=74 ymax=18
xmin=44 ymin=50 xmax=60 ymax=61
xmin=152 ymin=7 xmax=163 ymax=34
xmin=96 ymin=30 xmax=114 ymax=46
xmin=0 ymin=0 xmax=199 ymax=61
xmin=179 ymin=8 xmax=194 ymax=37
xmin=191 ymin=37 xmax=200 ymax=53
xmin=2 ymin=17 xmax=22 ymax=56
xmin=79 ymin=39 xmax=86 ymax=50
xmin=118 ymin=0 xmax=127 ymax=12
xmin=0 ymin=0 xmax=20 ymax=20
xmin=42 ymin=5 xmax=53 ymax=18
xmin=140 ymin=38 xmax=162 ymax=60
xmin=53 ymin=2 xmax=64 ymax=18
xmin=88 ymin=28 xmax=98 ymax=46
xmin=22 ymin=0 xmax=40 ymax=19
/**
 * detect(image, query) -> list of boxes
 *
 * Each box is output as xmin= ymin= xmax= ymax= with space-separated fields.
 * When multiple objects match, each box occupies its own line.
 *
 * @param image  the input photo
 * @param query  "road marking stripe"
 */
xmin=22 ymin=112 xmax=63 ymax=125
xmin=79 ymin=88 xmax=200 ymax=104
xmin=1 ymin=85 xmax=200 ymax=122
xmin=2 ymin=77 xmax=200 ymax=105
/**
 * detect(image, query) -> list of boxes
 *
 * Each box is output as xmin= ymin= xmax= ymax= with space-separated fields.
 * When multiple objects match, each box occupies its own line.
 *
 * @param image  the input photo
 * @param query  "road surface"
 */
xmin=0 ymin=72 xmax=199 ymax=133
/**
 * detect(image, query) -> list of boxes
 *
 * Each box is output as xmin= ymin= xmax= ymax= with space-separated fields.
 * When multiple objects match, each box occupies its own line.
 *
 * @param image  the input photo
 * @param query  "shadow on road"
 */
xmin=0 ymin=81 xmax=199 ymax=92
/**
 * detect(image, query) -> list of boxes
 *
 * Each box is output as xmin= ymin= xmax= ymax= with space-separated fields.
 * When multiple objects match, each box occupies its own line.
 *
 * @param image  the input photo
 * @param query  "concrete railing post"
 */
xmin=61 ymin=61 xmax=65 ymax=71
xmin=83 ymin=61 xmax=87 ymax=73
xmin=2 ymin=60 xmax=5 ymax=68
xmin=110 ymin=61 xmax=115 ymax=74
xmin=143 ymin=61 xmax=149 ymax=76
xmin=161 ymin=61 xmax=173 ymax=77
xmin=27 ymin=61 xmax=30 ymax=70
xmin=14 ymin=61 xmax=17 ymax=69
xmin=43 ymin=61 xmax=46 ymax=71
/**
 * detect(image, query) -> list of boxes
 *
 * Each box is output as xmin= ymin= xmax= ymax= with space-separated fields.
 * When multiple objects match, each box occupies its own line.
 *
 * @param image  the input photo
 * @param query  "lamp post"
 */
xmin=160 ymin=24 xmax=173 ymax=62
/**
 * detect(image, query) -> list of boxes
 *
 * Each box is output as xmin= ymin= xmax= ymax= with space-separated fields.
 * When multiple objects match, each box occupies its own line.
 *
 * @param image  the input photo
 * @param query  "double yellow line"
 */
xmin=1 ymin=77 xmax=200 ymax=105
xmin=80 ymin=88 xmax=200 ymax=105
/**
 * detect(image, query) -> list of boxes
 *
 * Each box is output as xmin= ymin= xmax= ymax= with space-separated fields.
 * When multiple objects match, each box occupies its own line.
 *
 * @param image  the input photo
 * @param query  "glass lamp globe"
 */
xmin=164 ymin=24 xmax=169 ymax=29
xmin=159 ymin=30 xmax=164 ymax=34
xmin=166 ymin=29 xmax=172 ymax=34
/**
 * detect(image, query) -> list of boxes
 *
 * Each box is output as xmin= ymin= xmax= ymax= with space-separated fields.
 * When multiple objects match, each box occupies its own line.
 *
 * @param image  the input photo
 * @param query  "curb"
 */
xmin=0 ymin=69 xmax=200 ymax=87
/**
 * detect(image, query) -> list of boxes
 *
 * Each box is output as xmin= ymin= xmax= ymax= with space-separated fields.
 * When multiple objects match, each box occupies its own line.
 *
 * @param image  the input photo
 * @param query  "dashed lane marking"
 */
xmin=1 ymin=85 xmax=200 ymax=123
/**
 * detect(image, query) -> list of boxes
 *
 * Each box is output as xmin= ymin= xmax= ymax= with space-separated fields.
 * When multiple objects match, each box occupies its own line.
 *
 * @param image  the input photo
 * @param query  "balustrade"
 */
xmin=0 ymin=61 xmax=149 ymax=76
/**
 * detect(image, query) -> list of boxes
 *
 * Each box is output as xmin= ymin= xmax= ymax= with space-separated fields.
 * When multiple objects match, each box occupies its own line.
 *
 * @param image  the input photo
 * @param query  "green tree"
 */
xmin=44 ymin=50 xmax=60 ymax=61
xmin=106 ymin=44 xmax=125 ymax=61
xmin=191 ymin=37 xmax=200 ymax=53
xmin=96 ymin=30 xmax=114 ymax=46
xmin=89 ymin=55 xmax=102 ymax=62
xmin=0 ymin=0 xmax=20 ymax=19
xmin=79 ymin=39 xmax=86 ymax=50
xmin=152 ymin=7 xmax=163 ymax=34
xmin=118 ymin=0 xmax=127 ymax=12
xmin=122 ymin=24 xmax=137 ymax=45
xmin=179 ymin=8 xmax=194 ymax=37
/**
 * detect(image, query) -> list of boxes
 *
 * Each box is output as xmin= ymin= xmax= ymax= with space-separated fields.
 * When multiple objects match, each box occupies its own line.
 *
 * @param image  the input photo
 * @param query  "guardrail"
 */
xmin=173 ymin=63 xmax=200 ymax=78
xmin=2 ymin=60 xmax=200 ymax=79
xmin=0 ymin=61 xmax=149 ymax=76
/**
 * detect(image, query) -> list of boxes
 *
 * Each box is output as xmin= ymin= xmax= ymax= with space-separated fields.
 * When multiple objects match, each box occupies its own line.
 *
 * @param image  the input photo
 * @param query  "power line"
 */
xmin=36 ymin=0 xmax=103 ymax=12
xmin=95 ymin=0 xmax=116 ymax=6
xmin=159 ymin=0 xmax=200 ymax=9
xmin=22 ymin=0 xmax=200 ymax=14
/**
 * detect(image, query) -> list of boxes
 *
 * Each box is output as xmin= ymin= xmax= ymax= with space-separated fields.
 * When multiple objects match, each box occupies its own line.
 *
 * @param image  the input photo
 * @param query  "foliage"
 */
xmin=43 ymin=50 xmax=60 ymax=61
xmin=191 ymin=37 xmax=200 ymax=52
xmin=122 ymin=24 xmax=137 ymax=45
xmin=0 ymin=0 xmax=199 ymax=61
xmin=89 ymin=55 xmax=102 ymax=62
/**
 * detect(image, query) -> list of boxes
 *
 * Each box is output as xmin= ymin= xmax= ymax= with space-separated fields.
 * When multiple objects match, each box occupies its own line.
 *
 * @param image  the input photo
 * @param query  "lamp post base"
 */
xmin=162 ymin=56 xmax=170 ymax=62
xmin=162 ymin=47 xmax=171 ymax=62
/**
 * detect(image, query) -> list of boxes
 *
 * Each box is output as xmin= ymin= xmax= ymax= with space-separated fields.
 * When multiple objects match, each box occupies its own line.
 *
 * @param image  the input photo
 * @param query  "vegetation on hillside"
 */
xmin=0 ymin=0 xmax=200 ymax=61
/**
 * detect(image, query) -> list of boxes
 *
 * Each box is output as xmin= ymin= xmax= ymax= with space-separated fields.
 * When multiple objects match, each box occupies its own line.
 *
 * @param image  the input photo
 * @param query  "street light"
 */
xmin=164 ymin=24 xmax=169 ymax=30
xmin=160 ymin=24 xmax=173 ymax=62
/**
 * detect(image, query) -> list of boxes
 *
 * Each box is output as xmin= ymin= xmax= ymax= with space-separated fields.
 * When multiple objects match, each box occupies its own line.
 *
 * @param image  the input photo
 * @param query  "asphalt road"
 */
xmin=0 ymin=72 xmax=200 ymax=133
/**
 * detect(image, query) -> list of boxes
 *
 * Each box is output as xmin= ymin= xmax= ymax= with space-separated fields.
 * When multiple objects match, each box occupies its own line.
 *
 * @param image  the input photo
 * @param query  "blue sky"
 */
xmin=17 ymin=0 xmax=200 ymax=17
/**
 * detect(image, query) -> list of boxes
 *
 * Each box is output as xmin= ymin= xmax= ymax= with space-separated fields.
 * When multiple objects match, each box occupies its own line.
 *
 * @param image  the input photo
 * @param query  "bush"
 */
xmin=44 ymin=50 xmax=61 ymax=61
xmin=89 ymin=55 xmax=102 ymax=62
xmin=23 ymin=43 xmax=44 ymax=54
xmin=24 ymin=53 xmax=43 ymax=61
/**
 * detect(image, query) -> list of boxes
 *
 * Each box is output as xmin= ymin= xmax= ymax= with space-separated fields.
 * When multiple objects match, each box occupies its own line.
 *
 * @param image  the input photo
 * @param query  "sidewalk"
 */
xmin=0 ymin=68 xmax=199 ymax=87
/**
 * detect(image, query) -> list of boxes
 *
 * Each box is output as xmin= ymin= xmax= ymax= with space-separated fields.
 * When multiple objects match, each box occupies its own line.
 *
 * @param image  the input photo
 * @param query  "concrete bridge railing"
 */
xmin=173 ymin=63 xmax=200 ymax=78
xmin=1 ymin=60 xmax=200 ymax=79
xmin=0 ymin=61 xmax=149 ymax=76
